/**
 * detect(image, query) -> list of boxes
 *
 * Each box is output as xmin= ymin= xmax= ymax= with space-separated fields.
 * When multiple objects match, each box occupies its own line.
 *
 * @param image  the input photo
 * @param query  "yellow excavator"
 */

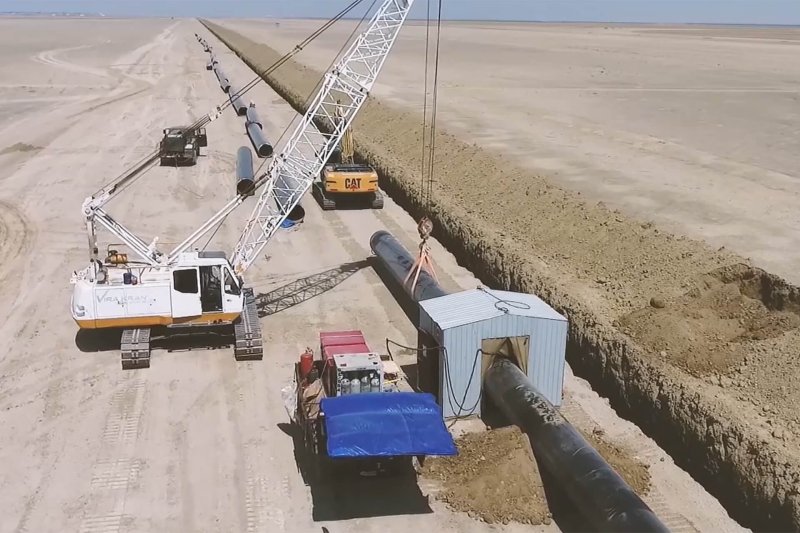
xmin=312 ymin=104 xmax=383 ymax=210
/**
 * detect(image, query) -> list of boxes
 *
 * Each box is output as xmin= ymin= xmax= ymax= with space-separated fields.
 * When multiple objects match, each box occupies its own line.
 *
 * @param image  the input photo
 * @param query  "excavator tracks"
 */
xmin=312 ymin=181 xmax=337 ymax=210
xmin=121 ymin=327 xmax=151 ymax=370
xmin=234 ymin=287 xmax=263 ymax=361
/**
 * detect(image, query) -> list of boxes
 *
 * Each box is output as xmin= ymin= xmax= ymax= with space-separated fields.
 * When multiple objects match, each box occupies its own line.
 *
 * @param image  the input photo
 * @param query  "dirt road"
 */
xmin=0 ymin=18 xmax=744 ymax=533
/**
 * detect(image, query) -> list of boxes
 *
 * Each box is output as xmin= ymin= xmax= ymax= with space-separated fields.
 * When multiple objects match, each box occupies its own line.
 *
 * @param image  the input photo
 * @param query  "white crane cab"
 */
xmin=71 ymin=251 xmax=244 ymax=329
xmin=71 ymin=251 xmax=262 ymax=369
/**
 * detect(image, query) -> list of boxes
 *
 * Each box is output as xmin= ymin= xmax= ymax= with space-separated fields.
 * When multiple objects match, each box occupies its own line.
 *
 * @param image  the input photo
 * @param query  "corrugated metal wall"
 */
xmin=435 ymin=315 xmax=567 ymax=418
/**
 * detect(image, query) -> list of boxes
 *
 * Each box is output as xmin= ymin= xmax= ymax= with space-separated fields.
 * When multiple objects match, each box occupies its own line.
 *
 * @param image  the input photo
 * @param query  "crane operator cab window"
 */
xmin=199 ymin=265 xmax=223 ymax=313
xmin=223 ymin=268 xmax=240 ymax=296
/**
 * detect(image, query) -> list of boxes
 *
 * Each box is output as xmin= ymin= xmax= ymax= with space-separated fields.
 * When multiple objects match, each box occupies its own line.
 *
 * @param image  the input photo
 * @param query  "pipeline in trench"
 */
xmin=369 ymin=229 xmax=668 ymax=532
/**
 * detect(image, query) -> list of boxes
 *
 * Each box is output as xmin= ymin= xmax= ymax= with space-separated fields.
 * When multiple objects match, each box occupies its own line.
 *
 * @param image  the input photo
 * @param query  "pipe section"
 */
xmin=235 ymin=146 xmax=255 ymax=197
xmin=214 ymin=66 xmax=230 ymax=93
xmin=228 ymin=84 xmax=247 ymax=116
xmin=369 ymin=230 xmax=448 ymax=302
xmin=246 ymin=121 xmax=273 ymax=158
xmin=484 ymin=358 xmax=669 ymax=532
xmin=245 ymin=103 xmax=262 ymax=129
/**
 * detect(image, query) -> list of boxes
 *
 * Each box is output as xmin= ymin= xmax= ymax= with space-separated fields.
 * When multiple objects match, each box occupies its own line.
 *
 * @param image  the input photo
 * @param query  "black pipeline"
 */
xmin=245 ymin=104 xmax=272 ymax=157
xmin=368 ymin=229 xmax=669 ymax=532
xmin=484 ymin=358 xmax=669 ymax=532
xmin=236 ymin=146 xmax=255 ymax=197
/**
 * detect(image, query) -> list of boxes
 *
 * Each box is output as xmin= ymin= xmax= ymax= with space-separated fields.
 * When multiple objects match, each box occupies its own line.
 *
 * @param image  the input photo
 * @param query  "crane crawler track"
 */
xmin=121 ymin=327 xmax=151 ymax=370
xmin=234 ymin=287 xmax=263 ymax=360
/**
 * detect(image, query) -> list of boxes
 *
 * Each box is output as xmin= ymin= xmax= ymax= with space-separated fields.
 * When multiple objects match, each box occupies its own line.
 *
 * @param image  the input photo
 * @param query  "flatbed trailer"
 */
xmin=290 ymin=331 xmax=456 ymax=480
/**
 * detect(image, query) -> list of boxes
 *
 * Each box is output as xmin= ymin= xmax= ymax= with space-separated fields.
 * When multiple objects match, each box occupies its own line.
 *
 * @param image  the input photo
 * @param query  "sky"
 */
xmin=1 ymin=0 xmax=799 ymax=25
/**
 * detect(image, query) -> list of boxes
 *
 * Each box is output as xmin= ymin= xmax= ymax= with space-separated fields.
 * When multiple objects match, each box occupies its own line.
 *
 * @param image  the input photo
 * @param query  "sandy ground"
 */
xmin=0 ymin=18 xmax=746 ymax=533
xmin=222 ymin=19 xmax=800 ymax=287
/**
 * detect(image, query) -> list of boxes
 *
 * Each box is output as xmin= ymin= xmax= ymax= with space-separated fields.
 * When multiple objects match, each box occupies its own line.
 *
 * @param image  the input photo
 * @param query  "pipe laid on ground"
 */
xmin=484 ymin=358 xmax=669 ymax=532
xmin=368 ymin=229 xmax=669 ymax=532
xmin=246 ymin=121 xmax=273 ymax=158
xmin=228 ymin=84 xmax=247 ymax=116
xmin=369 ymin=230 xmax=448 ymax=302
xmin=235 ymin=146 xmax=255 ymax=197
xmin=214 ymin=66 xmax=230 ymax=93
xmin=245 ymin=103 xmax=262 ymax=129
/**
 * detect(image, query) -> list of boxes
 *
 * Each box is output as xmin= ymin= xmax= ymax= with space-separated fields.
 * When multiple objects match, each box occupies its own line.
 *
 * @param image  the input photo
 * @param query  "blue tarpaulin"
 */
xmin=321 ymin=392 xmax=458 ymax=458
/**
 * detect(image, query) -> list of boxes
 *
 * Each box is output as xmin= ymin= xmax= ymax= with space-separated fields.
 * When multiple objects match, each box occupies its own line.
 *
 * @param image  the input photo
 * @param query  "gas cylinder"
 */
xmin=370 ymin=375 xmax=380 ymax=393
xmin=299 ymin=348 xmax=314 ymax=380
xmin=350 ymin=377 xmax=361 ymax=394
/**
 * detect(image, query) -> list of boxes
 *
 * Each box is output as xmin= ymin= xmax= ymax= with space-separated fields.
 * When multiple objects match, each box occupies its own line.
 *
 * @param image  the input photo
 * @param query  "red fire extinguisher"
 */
xmin=299 ymin=348 xmax=314 ymax=380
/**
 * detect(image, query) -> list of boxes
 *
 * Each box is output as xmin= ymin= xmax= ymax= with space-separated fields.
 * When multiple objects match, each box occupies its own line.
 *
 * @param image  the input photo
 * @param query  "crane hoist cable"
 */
xmin=405 ymin=0 xmax=443 ymax=295
xmin=425 ymin=0 xmax=444 ymax=208
xmin=91 ymin=0 xmax=369 ymax=199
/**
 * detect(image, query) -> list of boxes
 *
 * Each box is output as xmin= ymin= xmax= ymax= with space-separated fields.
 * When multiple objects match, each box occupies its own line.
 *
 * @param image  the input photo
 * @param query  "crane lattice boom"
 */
xmin=230 ymin=0 xmax=414 ymax=274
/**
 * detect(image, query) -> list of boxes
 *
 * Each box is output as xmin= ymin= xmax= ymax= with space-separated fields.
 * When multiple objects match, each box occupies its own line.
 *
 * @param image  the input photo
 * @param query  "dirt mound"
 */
xmin=421 ymin=426 xmax=651 ymax=525
xmin=0 ymin=142 xmax=40 ymax=155
xmin=422 ymin=426 xmax=551 ymax=525
xmin=617 ymin=264 xmax=800 ymax=376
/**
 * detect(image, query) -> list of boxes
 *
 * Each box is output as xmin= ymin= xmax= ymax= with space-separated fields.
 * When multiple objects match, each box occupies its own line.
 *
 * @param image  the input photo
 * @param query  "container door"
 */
xmin=171 ymin=268 xmax=202 ymax=318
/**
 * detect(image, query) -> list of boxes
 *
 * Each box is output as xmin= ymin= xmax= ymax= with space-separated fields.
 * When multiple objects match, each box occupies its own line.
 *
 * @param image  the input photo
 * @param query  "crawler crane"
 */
xmin=70 ymin=0 xmax=415 ymax=369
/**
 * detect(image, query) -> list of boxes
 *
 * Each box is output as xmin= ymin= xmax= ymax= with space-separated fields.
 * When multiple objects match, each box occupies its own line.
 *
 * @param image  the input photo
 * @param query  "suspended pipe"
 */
xmin=246 ymin=121 xmax=273 ymax=158
xmin=235 ymin=146 xmax=255 ymax=197
xmin=368 ymin=229 xmax=669 ymax=532
xmin=369 ymin=230 xmax=448 ymax=302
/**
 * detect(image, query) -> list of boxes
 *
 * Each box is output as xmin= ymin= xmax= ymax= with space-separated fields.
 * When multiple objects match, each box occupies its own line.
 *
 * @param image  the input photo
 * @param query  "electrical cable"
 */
xmin=385 ymin=337 xmax=492 ymax=428
xmin=477 ymin=285 xmax=531 ymax=313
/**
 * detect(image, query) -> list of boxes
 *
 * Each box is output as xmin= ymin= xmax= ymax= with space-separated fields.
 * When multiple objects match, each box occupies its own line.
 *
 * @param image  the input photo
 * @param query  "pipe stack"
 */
xmin=368 ymin=229 xmax=669 ymax=533
xmin=245 ymin=103 xmax=273 ymax=157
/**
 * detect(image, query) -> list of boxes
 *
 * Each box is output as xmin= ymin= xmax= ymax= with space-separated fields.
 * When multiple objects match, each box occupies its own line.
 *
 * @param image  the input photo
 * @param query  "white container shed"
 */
xmin=417 ymin=287 xmax=568 ymax=419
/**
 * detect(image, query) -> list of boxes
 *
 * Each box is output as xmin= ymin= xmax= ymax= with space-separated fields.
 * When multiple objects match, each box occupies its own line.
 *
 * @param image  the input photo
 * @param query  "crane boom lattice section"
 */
xmin=231 ymin=0 xmax=414 ymax=274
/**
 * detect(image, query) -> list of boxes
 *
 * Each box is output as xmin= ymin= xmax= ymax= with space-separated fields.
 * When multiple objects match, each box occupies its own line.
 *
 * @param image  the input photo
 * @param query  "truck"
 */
xmin=289 ymin=330 xmax=456 ymax=480
xmin=159 ymin=125 xmax=207 ymax=166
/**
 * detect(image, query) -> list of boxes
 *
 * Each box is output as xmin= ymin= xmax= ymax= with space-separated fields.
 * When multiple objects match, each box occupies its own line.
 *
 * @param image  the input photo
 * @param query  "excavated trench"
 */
xmin=200 ymin=20 xmax=800 ymax=531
